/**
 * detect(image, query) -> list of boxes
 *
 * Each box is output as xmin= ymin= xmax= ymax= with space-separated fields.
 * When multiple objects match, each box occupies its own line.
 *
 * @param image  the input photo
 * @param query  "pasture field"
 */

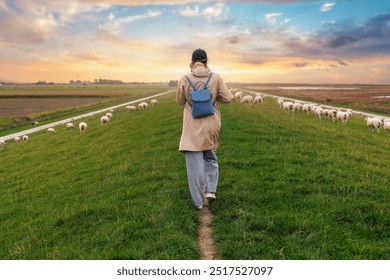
xmin=0 ymin=84 xmax=171 ymax=136
xmin=0 ymin=89 xmax=389 ymax=259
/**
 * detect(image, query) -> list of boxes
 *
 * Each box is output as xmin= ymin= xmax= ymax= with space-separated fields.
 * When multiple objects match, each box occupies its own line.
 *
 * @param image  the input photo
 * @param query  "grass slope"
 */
xmin=1 ymin=93 xmax=389 ymax=259
xmin=214 ymin=99 xmax=390 ymax=259
xmin=0 ymin=93 xmax=198 ymax=259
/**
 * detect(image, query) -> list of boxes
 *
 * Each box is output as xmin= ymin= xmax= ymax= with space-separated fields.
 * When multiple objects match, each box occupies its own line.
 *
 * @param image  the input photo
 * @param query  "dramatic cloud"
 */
xmin=320 ymin=2 xmax=336 ymax=12
xmin=202 ymin=2 xmax=229 ymax=21
xmin=179 ymin=6 xmax=199 ymax=17
xmin=265 ymin=13 xmax=283 ymax=24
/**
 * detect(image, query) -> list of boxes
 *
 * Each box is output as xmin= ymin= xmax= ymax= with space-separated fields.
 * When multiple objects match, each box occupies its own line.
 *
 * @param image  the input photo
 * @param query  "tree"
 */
xmin=168 ymin=80 xmax=178 ymax=87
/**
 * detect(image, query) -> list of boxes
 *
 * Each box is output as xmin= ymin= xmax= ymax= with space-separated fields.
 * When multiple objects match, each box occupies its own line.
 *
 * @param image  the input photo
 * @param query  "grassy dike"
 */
xmin=1 ymin=92 xmax=389 ymax=259
xmin=214 ymin=98 xmax=390 ymax=259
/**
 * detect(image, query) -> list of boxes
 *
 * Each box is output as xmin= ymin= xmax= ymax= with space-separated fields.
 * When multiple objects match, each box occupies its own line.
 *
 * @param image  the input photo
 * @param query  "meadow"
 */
xmin=0 ymin=87 xmax=389 ymax=259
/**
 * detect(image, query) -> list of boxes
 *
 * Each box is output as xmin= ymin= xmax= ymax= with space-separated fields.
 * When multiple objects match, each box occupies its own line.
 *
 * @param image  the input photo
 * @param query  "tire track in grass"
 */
xmin=198 ymin=198 xmax=217 ymax=260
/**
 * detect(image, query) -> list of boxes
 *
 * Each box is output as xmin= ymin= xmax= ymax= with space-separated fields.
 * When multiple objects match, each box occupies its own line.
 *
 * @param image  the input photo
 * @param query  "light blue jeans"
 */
xmin=185 ymin=150 xmax=219 ymax=208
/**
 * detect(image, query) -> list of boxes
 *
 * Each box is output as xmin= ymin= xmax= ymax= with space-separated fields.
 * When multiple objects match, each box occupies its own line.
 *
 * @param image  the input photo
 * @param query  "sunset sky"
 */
xmin=1 ymin=0 xmax=390 ymax=84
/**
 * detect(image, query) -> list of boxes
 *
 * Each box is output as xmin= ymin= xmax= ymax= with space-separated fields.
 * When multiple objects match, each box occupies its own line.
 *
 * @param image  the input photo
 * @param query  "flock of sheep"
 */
xmin=1 ymin=89 xmax=389 ymax=149
xmin=0 ymin=99 xmax=159 ymax=148
xmin=230 ymin=89 xmax=390 ymax=135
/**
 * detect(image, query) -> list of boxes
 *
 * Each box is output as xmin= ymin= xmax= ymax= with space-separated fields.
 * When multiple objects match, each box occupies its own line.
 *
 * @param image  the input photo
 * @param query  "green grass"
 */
xmin=1 ymin=93 xmax=389 ymax=260
xmin=213 ymin=100 xmax=390 ymax=259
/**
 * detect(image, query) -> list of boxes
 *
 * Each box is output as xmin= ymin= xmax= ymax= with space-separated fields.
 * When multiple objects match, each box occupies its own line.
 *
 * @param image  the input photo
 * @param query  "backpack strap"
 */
xmin=186 ymin=73 xmax=213 ymax=90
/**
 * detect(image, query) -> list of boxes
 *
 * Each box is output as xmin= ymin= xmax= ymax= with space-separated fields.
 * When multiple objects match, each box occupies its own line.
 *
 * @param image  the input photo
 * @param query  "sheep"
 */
xmin=253 ymin=95 xmax=263 ymax=104
xmin=0 ymin=139 xmax=5 ymax=147
xmin=14 ymin=136 xmax=21 ymax=143
xmin=282 ymin=101 xmax=294 ymax=112
xmin=314 ymin=107 xmax=323 ymax=119
xmin=126 ymin=105 xmax=137 ymax=112
xmin=106 ymin=112 xmax=113 ymax=119
xmin=100 ymin=115 xmax=110 ymax=125
xmin=234 ymin=91 xmax=243 ymax=100
xmin=138 ymin=102 xmax=148 ymax=110
xmin=79 ymin=122 xmax=87 ymax=133
xmin=302 ymin=104 xmax=312 ymax=114
xmin=22 ymin=135 xmax=29 ymax=143
xmin=66 ymin=123 xmax=74 ymax=129
xmin=293 ymin=102 xmax=303 ymax=112
xmin=240 ymin=95 xmax=253 ymax=104
xmin=336 ymin=111 xmax=350 ymax=125
xmin=47 ymin=128 xmax=56 ymax=134
xmin=277 ymin=98 xmax=284 ymax=107
xmin=328 ymin=109 xmax=338 ymax=122
xmin=383 ymin=120 xmax=390 ymax=134
xmin=150 ymin=99 xmax=159 ymax=106
xmin=364 ymin=117 xmax=382 ymax=133
xmin=33 ymin=121 xmax=39 ymax=126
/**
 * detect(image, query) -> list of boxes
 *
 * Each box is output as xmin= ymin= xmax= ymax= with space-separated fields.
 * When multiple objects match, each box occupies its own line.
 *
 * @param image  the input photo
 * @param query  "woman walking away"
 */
xmin=176 ymin=48 xmax=233 ymax=209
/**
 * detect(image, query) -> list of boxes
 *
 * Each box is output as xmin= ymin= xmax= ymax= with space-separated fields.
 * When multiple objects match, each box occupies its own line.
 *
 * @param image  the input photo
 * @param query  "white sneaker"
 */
xmin=196 ymin=205 xmax=203 ymax=210
xmin=205 ymin=192 xmax=216 ymax=201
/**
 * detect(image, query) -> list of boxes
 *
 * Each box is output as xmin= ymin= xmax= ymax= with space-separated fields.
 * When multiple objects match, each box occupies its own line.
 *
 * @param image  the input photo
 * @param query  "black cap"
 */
xmin=192 ymin=48 xmax=208 ymax=62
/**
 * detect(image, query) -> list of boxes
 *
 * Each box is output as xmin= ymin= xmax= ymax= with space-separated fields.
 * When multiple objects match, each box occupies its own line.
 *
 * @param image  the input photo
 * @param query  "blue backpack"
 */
xmin=186 ymin=73 xmax=214 ymax=119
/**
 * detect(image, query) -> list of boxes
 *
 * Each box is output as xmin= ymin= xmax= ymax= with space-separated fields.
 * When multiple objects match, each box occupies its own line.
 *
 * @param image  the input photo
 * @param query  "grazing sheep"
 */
xmin=383 ymin=120 xmax=390 ymax=134
xmin=365 ymin=117 xmax=382 ymax=133
xmin=33 ymin=121 xmax=39 ymax=126
xmin=0 ymin=140 xmax=5 ymax=147
xmin=234 ymin=91 xmax=243 ymax=100
xmin=79 ymin=122 xmax=87 ymax=133
xmin=14 ymin=136 xmax=21 ymax=143
xmin=282 ymin=101 xmax=294 ymax=112
xmin=302 ymin=104 xmax=312 ymax=114
xmin=106 ymin=112 xmax=113 ymax=119
xmin=336 ymin=111 xmax=350 ymax=125
xmin=151 ymin=99 xmax=159 ymax=106
xmin=100 ymin=115 xmax=110 ymax=125
xmin=328 ymin=110 xmax=338 ymax=122
xmin=277 ymin=98 xmax=284 ymax=107
xmin=47 ymin=128 xmax=56 ymax=134
xmin=126 ymin=105 xmax=137 ymax=111
xmin=138 ymin=102 xmax=148 ymax=110
xmin=66 ymin=123 xmax=74 ymax=129
xmin=293 ymin=102 xmax=303 ymax=112
xmin=240 ymin=95 xmax=253 ymax=104
xmin=315 ymin=107 xmax=324 ymax=119
xmin=22 ymin=135 xmax=29 ymax=143
xmin=253 ymin=95 xmax=263 ymax=104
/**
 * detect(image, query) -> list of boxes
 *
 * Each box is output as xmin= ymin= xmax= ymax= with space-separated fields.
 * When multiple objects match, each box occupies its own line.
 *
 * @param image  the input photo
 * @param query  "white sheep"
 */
xmin=100 ymin=115 xmax=110 ymax=125
xmin=277 ymin=98 xmax=284 ymax=107
xmin=22 ymin=135 xmax=29 ymax=143
xmin=302 ymin=104 xmax=312 ymax=114
xmin=33 ymin=121 xmax=39 ymax=126
xmin=293 ymin=102 xmax=303 ymax=112
xmin=234 ymin=91 xmax=243 ymax=100
xmin=383 ymin=120 xmax=390 ymax=134
xmin=66 ymin=123 xmax=74 ymax=129
xmin=364 ymin=117 xmax=382 ymax=133
xmin=126 ymin=105 xmax=137 ymax=112
xmin=151 ymin=99 xmax=159 ymax=106
xmin=14 ymin=136 xmax=21 ymax=143
xmin=0 ymin=139 xmax=5 ymax=147
xmin=282 ymin=101 xmax=294 ymax=112
xmin=315 ymin=107 xmax=323 ymax=119
xmin=47 ymin=128 xmax=56 ymax=134
xmin=138 ymin=102 xmax=148 ymax=110
xmin=240 ymin=95 xmax=253 ymax=104
xmin=253 ymin=95 xmax=263 ymax=104
xmin=328 ymin=110 xmax=338 ymax=122
xmin=79 ymin=122 xmax=87 ymax=133
xmin=336 ymin=111 xmax=350 ymax=125
xmin=106 ymin=112 xmax=113 ymax=119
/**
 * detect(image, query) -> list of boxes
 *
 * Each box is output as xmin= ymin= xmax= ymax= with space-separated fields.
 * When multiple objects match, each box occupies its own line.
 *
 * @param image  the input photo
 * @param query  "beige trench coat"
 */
xmin=176 ymin=62 xmax=233 ymax=152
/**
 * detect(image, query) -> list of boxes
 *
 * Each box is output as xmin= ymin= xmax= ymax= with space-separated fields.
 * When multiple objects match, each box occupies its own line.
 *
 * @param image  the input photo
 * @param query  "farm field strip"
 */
xmin=240 ymin=88 xmax=389 ymax=120
xmin=0 ymin=89 xmax=175 ymax=142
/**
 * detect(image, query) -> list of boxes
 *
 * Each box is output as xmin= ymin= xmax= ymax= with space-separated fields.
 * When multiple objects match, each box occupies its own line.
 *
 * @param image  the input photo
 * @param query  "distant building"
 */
xmin=93 ymin=79 xmax=124 ymax=84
